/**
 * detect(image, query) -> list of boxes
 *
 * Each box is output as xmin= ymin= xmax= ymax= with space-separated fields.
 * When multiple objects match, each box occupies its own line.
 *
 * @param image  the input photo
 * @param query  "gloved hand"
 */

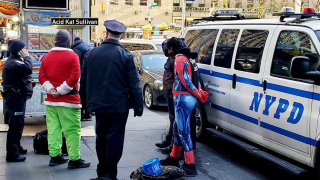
xmin=198 ymin=90 xmax=209 ymax=103
xmin=134 ymin=108 xmax=143 ymax=117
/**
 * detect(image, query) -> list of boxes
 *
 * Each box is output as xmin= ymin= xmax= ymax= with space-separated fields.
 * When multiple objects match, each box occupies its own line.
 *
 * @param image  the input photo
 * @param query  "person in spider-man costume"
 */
xmin=160 ymin=38 xmax=208 ymax=176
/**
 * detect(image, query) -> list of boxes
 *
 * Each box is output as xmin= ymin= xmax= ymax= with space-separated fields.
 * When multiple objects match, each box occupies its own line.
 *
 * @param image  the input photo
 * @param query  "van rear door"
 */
xmin=185 ymin=28 xmax=220 ymax=123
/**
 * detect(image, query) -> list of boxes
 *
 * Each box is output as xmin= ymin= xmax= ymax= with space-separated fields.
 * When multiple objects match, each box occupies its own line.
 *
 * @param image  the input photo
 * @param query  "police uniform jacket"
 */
xmin=2 ymin=54 xmax=33 ymax=99
xmin=80 ymin=39 xmax=143 ymax=113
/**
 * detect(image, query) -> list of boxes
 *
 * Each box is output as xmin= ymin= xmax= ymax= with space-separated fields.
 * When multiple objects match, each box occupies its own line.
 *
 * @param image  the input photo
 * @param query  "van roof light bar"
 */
xmin=273 ymin=7 xmax=320 ymax=22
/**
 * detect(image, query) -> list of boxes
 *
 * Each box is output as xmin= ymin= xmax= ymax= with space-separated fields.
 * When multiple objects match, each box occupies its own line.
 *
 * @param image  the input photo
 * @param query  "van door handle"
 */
xmin=263 ymin=80 xmax=267 ymax=91
xmin=232 ymin=74 xmax=237 ymax=89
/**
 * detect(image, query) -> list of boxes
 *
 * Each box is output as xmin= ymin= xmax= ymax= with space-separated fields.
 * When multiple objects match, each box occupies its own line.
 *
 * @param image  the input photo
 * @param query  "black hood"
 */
xmin=146 ymin=69 xmax=164 ymax=81
xmin=71 ymin=39 xmax=83 ymax=49
xmin=176 ymin=47 xmax=198 ymax=59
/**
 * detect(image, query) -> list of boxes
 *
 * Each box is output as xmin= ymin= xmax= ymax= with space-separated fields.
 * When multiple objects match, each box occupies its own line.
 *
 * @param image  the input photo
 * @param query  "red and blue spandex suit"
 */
xmin=170 ymin=54 xmax=204 ymax=165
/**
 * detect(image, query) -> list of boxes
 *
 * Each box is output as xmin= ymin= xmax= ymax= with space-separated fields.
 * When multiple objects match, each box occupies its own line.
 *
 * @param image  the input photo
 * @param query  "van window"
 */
xmin=235 ymin=30 xmax=269 ymax=73
xmin=214 ymin=29 xmax=240 ymax=69
xmin=185 ymin=29 xmax=219 ymax=65
xmin=271 ymin=31 xmax=320 ymax=78
xmin=121 ymin=43 xmax=155 ymax=51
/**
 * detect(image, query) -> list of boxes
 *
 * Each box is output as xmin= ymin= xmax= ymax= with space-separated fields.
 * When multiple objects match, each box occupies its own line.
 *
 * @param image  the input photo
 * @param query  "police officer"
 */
xmin=81 ymin=20 xmax=143 ymax=180
xmin=2 ymin=39 xmax=33 ymax=162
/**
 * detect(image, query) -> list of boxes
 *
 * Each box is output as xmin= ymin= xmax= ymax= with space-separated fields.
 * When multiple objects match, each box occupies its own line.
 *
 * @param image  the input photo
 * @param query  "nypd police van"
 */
xmin=185 ymin=7 xmax=320 ymax=177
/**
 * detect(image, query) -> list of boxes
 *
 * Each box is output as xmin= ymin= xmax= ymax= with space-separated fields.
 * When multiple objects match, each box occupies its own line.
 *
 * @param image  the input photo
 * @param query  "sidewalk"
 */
xmin=0 ymin=109 xmax=212 ymax=180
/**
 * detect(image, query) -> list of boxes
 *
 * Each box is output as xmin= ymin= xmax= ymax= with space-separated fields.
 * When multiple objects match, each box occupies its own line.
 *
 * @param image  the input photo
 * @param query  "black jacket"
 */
xmin=71 ymin=39 xmax=91 ymax=68
xmin=163 ymin=57 xmax=174 ymax=91
xmin=2 ymin=54 xmax=33 ymax=99
xmin=80 ymin=39 xmax=143 ymax=113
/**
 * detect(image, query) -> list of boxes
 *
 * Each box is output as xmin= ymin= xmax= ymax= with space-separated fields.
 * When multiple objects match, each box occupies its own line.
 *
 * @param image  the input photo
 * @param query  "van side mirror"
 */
xmin=291 ymin=56 xmax=320 ymax=85
xmin=291 ymin=56 xmax=310 ymax=79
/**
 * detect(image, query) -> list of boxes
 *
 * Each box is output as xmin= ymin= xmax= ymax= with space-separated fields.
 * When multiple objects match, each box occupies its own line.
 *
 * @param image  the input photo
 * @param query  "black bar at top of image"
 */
xmin=51 ymin=18 xmax=99 ymax=26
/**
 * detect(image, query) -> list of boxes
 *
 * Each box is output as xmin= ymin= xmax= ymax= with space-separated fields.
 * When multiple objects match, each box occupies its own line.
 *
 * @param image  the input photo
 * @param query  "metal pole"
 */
xmin=148 ymin=1 xmax=151 ymax=23
xmin=82 ymin=0 xmax=90 ymax=43
xmin=182 ymin=0 xmax=186 ymax=35
xmin=107 ymin=0 xmax=110 ymax=20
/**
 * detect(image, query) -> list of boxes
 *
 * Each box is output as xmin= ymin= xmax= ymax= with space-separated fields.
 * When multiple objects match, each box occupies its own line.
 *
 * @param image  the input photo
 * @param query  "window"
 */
xmin=173 ymin=0 xmax=179 ymax=6
xmin=185 ymin=29 xmax=219 ymax=65
xmin=186 ymin=1 xmax=192 ymax=7
xmin=214 ymin=29 xmax=240 ymax=68
xmin=199 ymin=0 xmax=205 ymax=7
xmin=235 ymin=30 xmax=269 ymax=73
xmin=271 ymin=31 xmax=320 ymax=78
xmin=125 ymin=0 xmax=133 ymax=6
xmin=154 ymin=0 xmax=161 ymax=6
xmin=140 ymin=0 xmax=147 ymax=6
xmin=247 ymin=0 xmax=253 ymax=8
xmin=142 ymin=54 xmax=167 ymax=70
xmin=111 ymin=0 xmax=118 ymax=5
xmin=211 ymin=0 xmax=218 ymax=8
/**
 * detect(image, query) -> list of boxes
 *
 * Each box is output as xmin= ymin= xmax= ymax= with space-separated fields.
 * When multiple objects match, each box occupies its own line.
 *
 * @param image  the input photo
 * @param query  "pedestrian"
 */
xmin=39 ymin=30 xmax=90 ymax=169
xmin=155 ymin=39 xmax=175 ymax=154
xmin=159 ymin=38 xmax=208 ymax=176
xmin=80 ymin=20 xmax=143 ymax=180
xmin=71 ymin=35 xmax=92 ymax=121
xmin=2 ymin=39 xmax=32 ymax=162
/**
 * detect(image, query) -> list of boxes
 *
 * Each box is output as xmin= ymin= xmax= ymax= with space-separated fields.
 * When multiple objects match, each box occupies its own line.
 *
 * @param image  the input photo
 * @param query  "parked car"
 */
xmin=131 ymin=50 xmax=167 ymax=109
xmin=120 ymin=39 xmax=165 ymax=51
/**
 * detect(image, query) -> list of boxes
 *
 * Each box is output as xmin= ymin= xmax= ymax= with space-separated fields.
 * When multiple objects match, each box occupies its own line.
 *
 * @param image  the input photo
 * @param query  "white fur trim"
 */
xmin=42 ymin=81 xmax=55 ymax=93
xmin=57 ymin=81 xmax=73 ymax=95
xmin=50 ymin=47 xmax=73 ymax=51
xmin=44 ymin=101 xmax=82 ymax=108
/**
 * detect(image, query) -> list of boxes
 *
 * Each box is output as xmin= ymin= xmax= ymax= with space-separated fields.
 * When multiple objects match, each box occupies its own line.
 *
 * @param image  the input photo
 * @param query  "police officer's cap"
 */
xmin=104 ymin=20 xmax=127 ymax=35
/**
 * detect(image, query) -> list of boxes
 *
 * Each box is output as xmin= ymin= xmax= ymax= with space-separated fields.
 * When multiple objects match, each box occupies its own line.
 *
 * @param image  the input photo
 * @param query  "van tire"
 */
xmin=195 ymin=103 xmax=209 ymax=142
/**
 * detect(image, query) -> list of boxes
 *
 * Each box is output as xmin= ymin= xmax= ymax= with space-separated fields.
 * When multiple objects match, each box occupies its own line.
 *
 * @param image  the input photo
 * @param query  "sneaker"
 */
xmin=181 ymin=163 xmax=197 ymax=176
xmin=160 ymin=147 xmax=172 ymax=154
xmin=49 ymin=156 xmax=69 ymax=166
xmin=155 ymin=139 xmax=171 ymax=149
xmin=81 ymin=114 xmax=92 ymax=121
xmin=6 ymin=155 xmax=26 ymax=162
xmin=68 ymin=159 xmax=90 ymax=169
xmin=160 ymin=155 xmax=180 ymax=167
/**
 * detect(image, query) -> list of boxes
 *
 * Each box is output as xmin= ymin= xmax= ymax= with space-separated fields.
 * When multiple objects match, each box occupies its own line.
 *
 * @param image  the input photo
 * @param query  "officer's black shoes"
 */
xmin=161 ymin=146 xmax=172 ymax=154
xmin=68 ymin=158 xmax=90 ymax=169
xmin=6 ymin=155 xmax=26 ymax=162
xmin=49 ymin=156 xmax=69 ymax=166
xmin=81 ymin=114 xmax=92 ymax=121
xmin=160 ymin=156 xmax=180 ymax=167
xmin=19 ymin=146 xmax=27 ymax=155
xmin=155 ymin=139 xmax=171 ymax=148
xmin=181 ymin=163 xmax=197 ymax=176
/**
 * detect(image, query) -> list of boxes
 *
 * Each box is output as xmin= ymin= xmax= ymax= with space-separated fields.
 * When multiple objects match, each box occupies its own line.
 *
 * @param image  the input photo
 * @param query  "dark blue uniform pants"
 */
xmin=6 ymin=93 xmax=26 ymax=156
xmin=95 ymin=111 xmax=129 ymax=180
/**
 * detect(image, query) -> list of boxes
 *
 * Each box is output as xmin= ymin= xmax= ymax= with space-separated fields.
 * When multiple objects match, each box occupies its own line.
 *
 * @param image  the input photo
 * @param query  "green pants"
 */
xmin=46 ymin=105 xmax=81 ymax=160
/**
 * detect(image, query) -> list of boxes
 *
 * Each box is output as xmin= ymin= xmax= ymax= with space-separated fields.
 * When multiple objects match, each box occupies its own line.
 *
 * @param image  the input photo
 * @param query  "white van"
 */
xmin=120 ymin=39 xmax=165 ymax=51
xmin=186 ymin=8 xmax=320 ymax=177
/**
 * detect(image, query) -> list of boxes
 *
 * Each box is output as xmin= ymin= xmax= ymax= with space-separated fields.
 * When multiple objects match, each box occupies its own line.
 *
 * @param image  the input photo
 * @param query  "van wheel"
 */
xmin=144 ymin=85 xmax=154 ymax=109
xmin=195 ymin=103 xmax=209 ymax=141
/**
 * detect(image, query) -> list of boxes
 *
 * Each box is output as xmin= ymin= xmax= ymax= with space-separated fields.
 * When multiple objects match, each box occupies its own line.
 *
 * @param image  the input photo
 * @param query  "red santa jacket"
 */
xmin=39 ymin=47 xmax=81 ymax=108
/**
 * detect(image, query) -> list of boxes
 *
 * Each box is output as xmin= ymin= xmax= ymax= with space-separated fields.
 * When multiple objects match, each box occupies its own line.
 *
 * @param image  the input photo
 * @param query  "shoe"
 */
xmin=49 ymin=156 xmax=69 ymax=166
xmin=6 ymin=155 xmax=26 ymax=162
xmin=19 ymin=146 xmax=27 ymax=155
xmin=155 ymin=139 xmax=171 ymax=148
xmin=81 ymin=114 xmax=92 ymax=121
xmin=181 ymin=163 xmax=197 ymax=176
xmin=160 ymin=147 xmax=172 ymax=154
xmin=68 ymin=159 xmax=90 ymax=169
xmin=160 ymin=155 xmax=180 ymax=167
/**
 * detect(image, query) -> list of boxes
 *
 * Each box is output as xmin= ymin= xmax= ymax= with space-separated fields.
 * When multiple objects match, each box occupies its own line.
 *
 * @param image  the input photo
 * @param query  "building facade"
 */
xmin=69 ymin=0 xmax=83 ymax=38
